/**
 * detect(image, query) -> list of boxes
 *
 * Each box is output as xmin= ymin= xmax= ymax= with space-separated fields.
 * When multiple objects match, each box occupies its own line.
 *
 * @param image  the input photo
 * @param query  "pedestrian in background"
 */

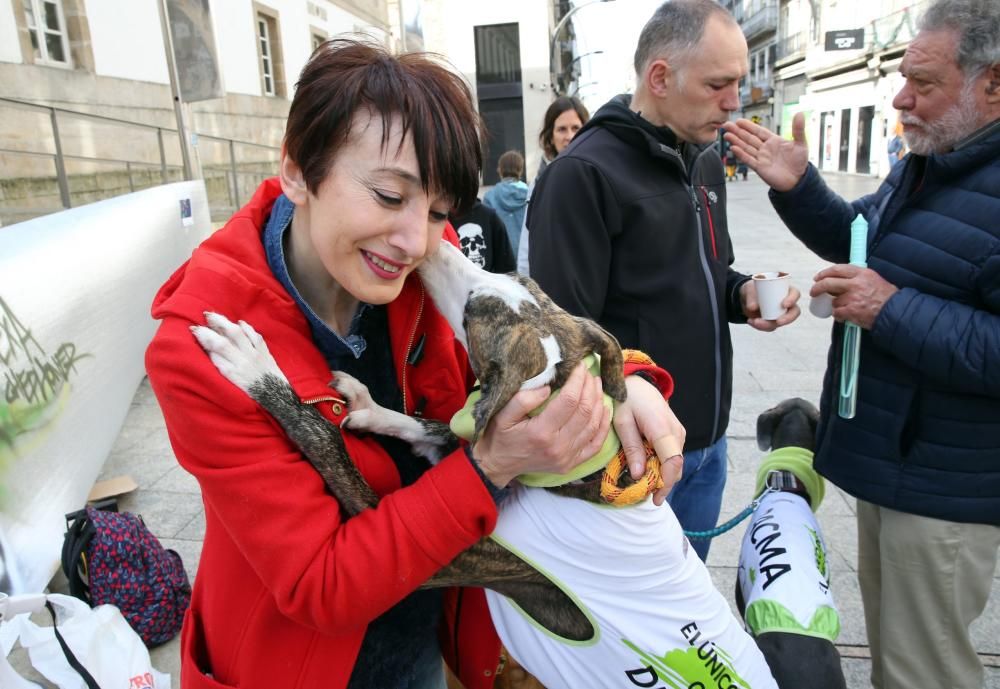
xmin=724 ymin=146 xmax=738 ymax=180
xmin=483 ymin=150 xmax=528 ymax=257
xmin=517 ymin=97 xmax=590 ymax=275
xmin=724 ymin=0 xmax=1000 ymax=685
xmin=450 ymin=199 xmax=516 ymax=273
xmin=886 ymin=121 xmax=906 ymax=170
xmin=529 ymin=0 xmax=800 ymax=562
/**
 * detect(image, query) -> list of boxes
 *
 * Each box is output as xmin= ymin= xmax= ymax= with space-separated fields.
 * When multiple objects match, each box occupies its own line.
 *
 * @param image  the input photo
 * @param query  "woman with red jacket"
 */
xmin=145 ymin=40 xmax=683 ymax=689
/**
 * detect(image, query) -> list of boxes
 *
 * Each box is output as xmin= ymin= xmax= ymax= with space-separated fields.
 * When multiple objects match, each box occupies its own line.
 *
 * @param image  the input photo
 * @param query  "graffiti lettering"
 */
xmin=0 ymin=297 xmax=47 ymax=367
xmin=0 ymin=296 xmax=90 ymax=445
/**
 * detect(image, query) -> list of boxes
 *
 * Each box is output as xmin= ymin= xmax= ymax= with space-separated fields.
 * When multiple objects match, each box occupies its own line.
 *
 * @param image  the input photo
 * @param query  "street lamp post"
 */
xmin=563 ymin=49 xmax=604 ymax=86
xmin=549 ymin=0 xmax=614 ymax=96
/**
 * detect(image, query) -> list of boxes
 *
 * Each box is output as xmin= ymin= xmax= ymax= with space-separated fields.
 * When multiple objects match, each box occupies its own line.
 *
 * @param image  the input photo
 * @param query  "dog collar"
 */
xmin=765 ymin=470 xmax=809 ymax=499
xmin=755 ymin=447 xmax=824 ymax=511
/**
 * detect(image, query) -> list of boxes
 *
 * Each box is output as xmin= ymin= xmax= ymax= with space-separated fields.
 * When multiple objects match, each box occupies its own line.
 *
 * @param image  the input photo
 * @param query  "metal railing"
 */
xmin=741 ymin=4 xmax=778 ymax=42
xmin=865 ymin=0 xmax=926 ymax=52
xmin=740 ymin=79 xmax=774 ymax=107
xmin=776 ymin=32 xmax=807 ymax=61
xmin=0 ymin=97 xmax=280 ymax=226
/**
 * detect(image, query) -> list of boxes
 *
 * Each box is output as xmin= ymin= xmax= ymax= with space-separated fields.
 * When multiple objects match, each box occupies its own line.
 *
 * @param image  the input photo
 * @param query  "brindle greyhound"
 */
xmin=192 ymin=241 xmax=637 ymax=643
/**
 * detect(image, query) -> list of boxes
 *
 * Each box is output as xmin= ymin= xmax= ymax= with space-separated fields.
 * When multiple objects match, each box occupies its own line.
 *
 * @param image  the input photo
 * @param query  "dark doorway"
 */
xmin=838 ymin=108 xmax=851 ymax=172
xmin=818 ymin=111 xmax=834 ymax=170
xmin=474 ymin=23 xmax=525 ymax=186
xmin=855 ymin=105 xmax=874 ymax=174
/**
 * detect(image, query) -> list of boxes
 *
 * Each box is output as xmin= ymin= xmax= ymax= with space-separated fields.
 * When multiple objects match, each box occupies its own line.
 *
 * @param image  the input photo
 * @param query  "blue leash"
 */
xmin=682 ymin=482 xmax=777 ymax=541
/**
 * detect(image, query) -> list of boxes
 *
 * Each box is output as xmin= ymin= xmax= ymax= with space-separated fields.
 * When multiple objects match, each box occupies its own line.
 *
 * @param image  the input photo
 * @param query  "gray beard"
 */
xmin=902 ymin=81 xmax=983 ymax=155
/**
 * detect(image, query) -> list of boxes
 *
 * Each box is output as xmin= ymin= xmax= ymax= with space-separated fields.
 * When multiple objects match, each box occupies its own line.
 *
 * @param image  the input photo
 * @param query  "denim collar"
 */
xmin=263 ymin=194 xmax=369 ymax=363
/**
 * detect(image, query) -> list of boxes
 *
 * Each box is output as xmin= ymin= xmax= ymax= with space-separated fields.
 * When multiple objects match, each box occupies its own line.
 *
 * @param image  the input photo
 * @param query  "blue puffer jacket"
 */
xmin=770 ymin=119 xmax=1000 ymax=526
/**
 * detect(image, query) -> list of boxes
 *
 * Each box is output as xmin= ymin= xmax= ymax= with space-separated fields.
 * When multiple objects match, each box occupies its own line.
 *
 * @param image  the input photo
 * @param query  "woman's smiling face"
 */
xmin=285 ymin=111 xmax=453 ymax=310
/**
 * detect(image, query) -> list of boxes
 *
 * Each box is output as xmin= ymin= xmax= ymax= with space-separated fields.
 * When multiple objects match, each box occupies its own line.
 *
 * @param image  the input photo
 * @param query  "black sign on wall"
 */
xmin=825 ymin=29 xmax=865 ymax=51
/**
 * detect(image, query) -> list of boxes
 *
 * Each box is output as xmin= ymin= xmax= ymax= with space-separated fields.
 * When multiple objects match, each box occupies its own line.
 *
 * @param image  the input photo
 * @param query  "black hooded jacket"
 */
xmin=528 ymin=95 xmax=750 ymax=451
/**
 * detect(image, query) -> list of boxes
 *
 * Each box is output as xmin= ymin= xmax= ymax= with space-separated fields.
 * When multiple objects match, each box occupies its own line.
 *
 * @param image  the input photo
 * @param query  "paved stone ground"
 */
xmin=11 ymin=172 xmax=998 ymax=687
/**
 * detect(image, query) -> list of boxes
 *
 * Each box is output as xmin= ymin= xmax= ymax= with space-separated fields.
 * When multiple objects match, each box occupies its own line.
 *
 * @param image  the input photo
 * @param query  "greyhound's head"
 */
xmin=756 ymin=397 xmax=820 ymax=453
xmin=419 ymin=241 xmax=626 ymax=439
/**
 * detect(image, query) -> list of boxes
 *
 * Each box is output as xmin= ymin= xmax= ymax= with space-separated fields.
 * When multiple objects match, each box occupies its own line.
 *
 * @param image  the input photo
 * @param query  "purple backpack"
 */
xmin=61 ymin=506 xmax=191 ymax=646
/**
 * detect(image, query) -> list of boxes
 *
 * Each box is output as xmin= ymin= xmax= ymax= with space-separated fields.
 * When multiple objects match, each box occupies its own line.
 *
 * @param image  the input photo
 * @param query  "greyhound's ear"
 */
xmin=583 ymin=320 xmax=626 ymax=403
xmin=801 ymin=398 xmax=820 ymax=434
xmin=756 ymin=407 xmax=779 ymax=452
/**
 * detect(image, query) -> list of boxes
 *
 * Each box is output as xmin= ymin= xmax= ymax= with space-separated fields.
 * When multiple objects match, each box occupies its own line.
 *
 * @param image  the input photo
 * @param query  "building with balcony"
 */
xmin=773 ymin=0 xmax=927 ymax=177
xmin=724 ymin=0 xmax=779 ymax=129
xmin=0 ymin=0 xmax=564 ymax=224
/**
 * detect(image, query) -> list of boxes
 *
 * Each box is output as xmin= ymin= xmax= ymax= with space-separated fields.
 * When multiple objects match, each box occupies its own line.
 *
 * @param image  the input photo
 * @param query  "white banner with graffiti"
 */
xmin=0 ymin=181 xmax=212 ymax=594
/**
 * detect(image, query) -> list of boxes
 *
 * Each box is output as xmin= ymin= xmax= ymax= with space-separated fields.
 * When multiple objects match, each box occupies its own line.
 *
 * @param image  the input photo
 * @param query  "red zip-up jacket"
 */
xmin=147 ymin=178 xmax=672 ymax=688
xmin=146 ymin=178 xmax=502 ymax=688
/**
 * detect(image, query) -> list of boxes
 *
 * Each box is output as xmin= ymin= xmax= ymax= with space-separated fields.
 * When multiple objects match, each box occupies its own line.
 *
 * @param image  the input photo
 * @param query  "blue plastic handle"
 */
xmin=839 ymin=214 xmax=868 ymax=419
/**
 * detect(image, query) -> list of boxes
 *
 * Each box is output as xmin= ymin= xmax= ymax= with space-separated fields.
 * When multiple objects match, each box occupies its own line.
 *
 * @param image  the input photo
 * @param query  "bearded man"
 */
xmin=724 ymin=1 xmax=1000 ymax=687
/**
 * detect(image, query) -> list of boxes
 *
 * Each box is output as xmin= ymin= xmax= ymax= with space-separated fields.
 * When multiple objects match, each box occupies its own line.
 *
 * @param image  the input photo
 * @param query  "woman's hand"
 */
xmin=613 ymin=375 xmax=686 ymax=505
xmin=472 ymin=362 xmax=611 ymax=488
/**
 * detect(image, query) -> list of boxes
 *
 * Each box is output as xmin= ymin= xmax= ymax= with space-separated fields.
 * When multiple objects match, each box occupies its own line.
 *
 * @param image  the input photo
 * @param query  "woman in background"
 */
xmin=516 ymin=96 xmax=589 ymax=275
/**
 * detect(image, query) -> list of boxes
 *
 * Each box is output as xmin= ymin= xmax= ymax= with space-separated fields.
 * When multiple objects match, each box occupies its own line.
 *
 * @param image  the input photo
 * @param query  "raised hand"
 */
xmin=722 ymin=112 xmax=810 ymax=192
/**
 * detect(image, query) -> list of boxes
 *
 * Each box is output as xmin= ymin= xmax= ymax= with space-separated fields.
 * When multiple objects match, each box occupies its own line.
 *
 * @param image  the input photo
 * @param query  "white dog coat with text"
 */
xmin=485 ymin=485 xmax=778 ymax=689
xmin=737 ymin=491 xmax=839 ymax=640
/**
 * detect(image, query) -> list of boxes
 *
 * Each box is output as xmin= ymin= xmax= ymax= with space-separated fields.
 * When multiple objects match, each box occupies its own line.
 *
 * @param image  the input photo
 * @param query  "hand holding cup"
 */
xmin=752 ymin=271 xmax=791 ymax=321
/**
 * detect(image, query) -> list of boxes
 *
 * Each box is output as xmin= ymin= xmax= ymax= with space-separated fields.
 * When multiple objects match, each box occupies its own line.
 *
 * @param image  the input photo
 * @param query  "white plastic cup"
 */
xmin=752 ymin=271 xmax=790 ymax=320
xmin=809 ymin=292 xmax=834 ymax=319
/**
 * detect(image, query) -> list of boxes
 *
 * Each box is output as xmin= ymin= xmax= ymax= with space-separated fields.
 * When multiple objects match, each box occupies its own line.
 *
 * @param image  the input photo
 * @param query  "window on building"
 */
xmin=311 ymin=30 xmax=327 ymax=53
xmin=258 ymin=16 xmax=275 ymax=95
xmin=473 ymin=23 xmax=524 ymax=186
xmin=254 ymin=6 xmax=286 ymax=98
xmin=22 ymin=0 xmax=71 ymax=66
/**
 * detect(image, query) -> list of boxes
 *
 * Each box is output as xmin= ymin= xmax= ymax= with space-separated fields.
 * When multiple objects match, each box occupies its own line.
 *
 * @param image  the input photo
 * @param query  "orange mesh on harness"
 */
xmin=598 ymin=349 xmax=665 ymax=506
xmin=600 ymin=442 xmax=664 ymax=506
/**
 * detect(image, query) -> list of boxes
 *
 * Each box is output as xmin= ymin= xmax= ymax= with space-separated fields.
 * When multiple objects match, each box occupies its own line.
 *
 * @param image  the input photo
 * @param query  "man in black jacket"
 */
xmin=724 ymin=0 xmax=1000 ymax=685
xmin=529 ymin=0 xmax=800 ymax=561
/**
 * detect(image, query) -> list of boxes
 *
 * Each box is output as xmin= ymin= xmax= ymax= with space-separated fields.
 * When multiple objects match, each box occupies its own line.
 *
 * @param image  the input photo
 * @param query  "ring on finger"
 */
xmin=660 ymin=436 xmax=684 ymax=459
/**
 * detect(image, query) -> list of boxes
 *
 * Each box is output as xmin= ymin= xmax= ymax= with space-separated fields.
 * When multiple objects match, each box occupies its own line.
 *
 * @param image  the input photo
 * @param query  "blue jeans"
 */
xmin=667 ymin=436 xmax=728 ymax=562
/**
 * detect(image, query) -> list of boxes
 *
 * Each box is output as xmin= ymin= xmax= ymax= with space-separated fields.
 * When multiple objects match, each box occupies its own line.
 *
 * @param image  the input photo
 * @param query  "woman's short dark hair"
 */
xmin=539 ymin=96 xmax=590 ymax=160
xmin=284 ymin=39 xmax=483 ymax=213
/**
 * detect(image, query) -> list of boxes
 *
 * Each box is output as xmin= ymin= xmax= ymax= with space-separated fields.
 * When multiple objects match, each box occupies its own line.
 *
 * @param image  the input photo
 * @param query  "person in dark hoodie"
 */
xmin=483 ymin=150 xmax=529 ymax=256
xmin=449 ymin=199 xmax=516 ymax=273
xmin=528 ymin=0 xmax=801 ymax=561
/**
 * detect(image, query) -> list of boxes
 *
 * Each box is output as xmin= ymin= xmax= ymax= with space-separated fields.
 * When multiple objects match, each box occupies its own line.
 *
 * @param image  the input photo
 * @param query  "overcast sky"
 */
xmin=569 ymin=0 xmax=664 ymax=113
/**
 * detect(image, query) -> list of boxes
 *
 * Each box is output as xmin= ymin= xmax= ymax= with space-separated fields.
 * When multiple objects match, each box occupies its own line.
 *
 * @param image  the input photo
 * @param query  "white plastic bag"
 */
xmin=0 ymin=592 xmax=171 ymax=689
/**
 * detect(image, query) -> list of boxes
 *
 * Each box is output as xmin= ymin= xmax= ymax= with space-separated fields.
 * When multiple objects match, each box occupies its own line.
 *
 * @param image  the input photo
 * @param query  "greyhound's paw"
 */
xmin=341 ymin=407 xmax=395 ymax=436
xmin=191 ymin=312 xmax=286 ymax=393
xmin=332 ymin=371 xmax=375 ymax=410
xmin=342 ymin=406 xmax=446 ymax=464
xmin=341 ymin=408 xmax=372 ymax=432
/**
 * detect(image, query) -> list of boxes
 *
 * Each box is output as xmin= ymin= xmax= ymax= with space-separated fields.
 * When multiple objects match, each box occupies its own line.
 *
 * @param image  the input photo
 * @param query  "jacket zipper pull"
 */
xmin=407 ymin=333 xmax=426 ymax=366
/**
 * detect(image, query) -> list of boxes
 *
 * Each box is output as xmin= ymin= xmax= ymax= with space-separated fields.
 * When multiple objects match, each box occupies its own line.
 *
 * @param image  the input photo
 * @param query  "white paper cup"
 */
xmin=809 ymin=292 xmax=834 ymax=319
xmin=753 ymin=271 xmax=790 ymax=320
